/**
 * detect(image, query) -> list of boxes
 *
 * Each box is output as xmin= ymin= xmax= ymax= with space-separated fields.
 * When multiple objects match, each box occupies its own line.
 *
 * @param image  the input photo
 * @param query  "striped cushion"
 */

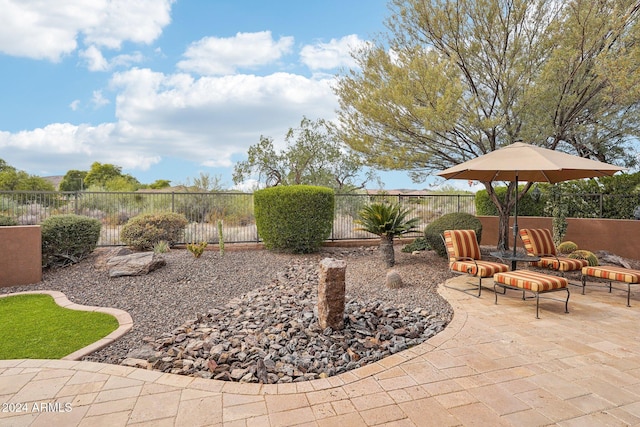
xmin=450 ymin=260 xmax=509 ymax=278
xmin=444 ymin=229 xmax=481 ymax=263
xmin=582 ymin=266 xmax=640 ymax=284
xmin=520 ymin=229 xmax=557 ymax=256
xmin=535 ymin=256 xmax=588 ymax=272
xmin=494 ymin=271 xmax=568 ymax=292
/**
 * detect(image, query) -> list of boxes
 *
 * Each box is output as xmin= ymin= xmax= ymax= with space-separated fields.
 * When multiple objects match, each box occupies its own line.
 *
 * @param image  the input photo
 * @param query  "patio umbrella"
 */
xmin=437 ymin=142 xmax=625 ymax=256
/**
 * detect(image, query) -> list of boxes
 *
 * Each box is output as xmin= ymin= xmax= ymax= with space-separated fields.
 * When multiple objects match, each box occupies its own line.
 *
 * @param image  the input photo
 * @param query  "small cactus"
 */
xmin=568 ymin=249 xmax=598 ymax=266
xmin=557 ymin=241 xmax=578 ymax=254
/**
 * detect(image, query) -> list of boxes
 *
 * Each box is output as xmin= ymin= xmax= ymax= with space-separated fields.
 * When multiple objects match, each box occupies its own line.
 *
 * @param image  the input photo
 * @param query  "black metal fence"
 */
xmin=0 ymin=191 xmax=476 ymax=246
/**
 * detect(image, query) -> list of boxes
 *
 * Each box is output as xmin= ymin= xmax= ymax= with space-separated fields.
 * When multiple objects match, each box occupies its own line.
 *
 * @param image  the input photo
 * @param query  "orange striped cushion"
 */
xmin=535 ymin=256 xmax=588 ymax=272
xmin=520 ymin=229 xmax=557 ymax=256
xmin=582 ymin=266 xmax=640 ymax=284
xmin=450 ymin=260 xmax=509 ymax=278
xmin=494 ymin=271 xmax=568 ymax=292
xmin=444 ymin=229 xmax=481 ymax=263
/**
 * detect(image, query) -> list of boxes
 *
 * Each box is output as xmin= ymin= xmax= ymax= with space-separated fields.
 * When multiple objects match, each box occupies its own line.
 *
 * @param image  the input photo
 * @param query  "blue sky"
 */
xmin=0 ymin=0 xmax=456 ymax=191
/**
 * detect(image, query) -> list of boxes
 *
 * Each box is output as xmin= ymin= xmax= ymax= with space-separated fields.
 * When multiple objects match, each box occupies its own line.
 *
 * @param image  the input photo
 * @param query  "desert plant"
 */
xmin=121 ymin=212 xmax=188 ymax=250
xmin=187 ymin=241 xmax=208 ymax=258
xmin=0 ymin=214 xmax=17 ymax=226
xmin=217 ymin=219 xmax=225 ymax=256
xmin=153 ymin=240 xmax=170 ymax=254
xmin=355 ymin=202 xmax=420 ymax=267
xmin=424 ymin=213 xmax=483 ymax=257
xmin=41 ymin=214 xmax=101 ymax=267
xmin=401 ymin=237 xmax=430 ymax=253
xmin=254 ymin=185 xmax=334 ymax=253
xmin=568 ymin=249 xmax=599 ymax=266
xmin=552 ymin=204 xmax=569 ymax=247
xmin=557 ymin=241 xmax=578 ymax=254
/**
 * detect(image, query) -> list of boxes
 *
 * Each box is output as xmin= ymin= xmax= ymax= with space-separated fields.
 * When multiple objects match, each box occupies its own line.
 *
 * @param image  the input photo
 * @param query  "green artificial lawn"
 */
xmin=0 ymin=294 xmax=119 ymax=359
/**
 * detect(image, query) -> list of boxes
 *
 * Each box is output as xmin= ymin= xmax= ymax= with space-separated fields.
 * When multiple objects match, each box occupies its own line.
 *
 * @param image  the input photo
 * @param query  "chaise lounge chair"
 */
xmin=443 ymin=229 xmax=509 ymax=297
xmin=519 ymin=228 xmax=588 ymax=273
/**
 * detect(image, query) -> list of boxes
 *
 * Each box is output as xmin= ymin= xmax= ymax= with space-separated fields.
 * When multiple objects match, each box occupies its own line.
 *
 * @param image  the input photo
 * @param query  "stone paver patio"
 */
xmin=1 ymin=275 xmax=640 ymax=426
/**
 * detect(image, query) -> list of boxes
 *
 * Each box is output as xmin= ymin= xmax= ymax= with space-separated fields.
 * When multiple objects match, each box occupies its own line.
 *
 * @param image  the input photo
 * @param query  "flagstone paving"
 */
xmin=1 ymin=276 xmax=640 ymax=426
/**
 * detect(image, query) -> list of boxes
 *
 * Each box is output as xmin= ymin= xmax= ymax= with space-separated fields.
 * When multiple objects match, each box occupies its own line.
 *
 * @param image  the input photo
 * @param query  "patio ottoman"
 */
xmin=493 ymin=270 xmax=569 ymax=318
xmin=581 ymin=266 xmax=640 ymax=307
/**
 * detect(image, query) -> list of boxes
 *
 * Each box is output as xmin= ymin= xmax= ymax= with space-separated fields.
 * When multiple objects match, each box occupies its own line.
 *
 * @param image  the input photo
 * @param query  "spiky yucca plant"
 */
xmin=355 ymin=203 xmax=420 ymax=267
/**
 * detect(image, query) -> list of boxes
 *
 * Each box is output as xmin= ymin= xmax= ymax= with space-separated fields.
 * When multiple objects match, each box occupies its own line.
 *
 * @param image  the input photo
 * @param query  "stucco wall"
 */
xmin=0 ymin=225 xmax=42 ymax=287
xmin=478 ymin=216 xmax=639 ymax=260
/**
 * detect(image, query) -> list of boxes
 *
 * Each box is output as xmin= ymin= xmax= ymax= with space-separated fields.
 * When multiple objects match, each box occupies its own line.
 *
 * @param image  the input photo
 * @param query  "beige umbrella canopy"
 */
xmin=437 ymin=142 xmax=625 ymax=183
xmin=437 ymin=142 xmax=625 ymax=254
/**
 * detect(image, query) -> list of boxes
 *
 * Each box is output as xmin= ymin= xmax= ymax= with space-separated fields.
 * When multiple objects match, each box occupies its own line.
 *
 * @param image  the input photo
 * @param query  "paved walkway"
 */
xmin=1 ymin=276 xmax=640 ymax=426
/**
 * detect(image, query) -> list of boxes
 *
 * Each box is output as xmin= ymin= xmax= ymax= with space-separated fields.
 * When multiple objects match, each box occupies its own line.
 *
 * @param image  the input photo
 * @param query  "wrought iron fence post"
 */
xmin=171 ymin=192 xmax=175 ymax=213
xmin=599 ymin=194 xmax=603 ymax=218
xmin=74 ymin=191 xmax=79 ymax=215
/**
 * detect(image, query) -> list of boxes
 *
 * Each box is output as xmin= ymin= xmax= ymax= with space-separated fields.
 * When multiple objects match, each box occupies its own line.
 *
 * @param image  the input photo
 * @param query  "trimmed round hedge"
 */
xmin=41 ymin=214 xmax=102 ymax=268
xmin=121 ymin=212 xmax=188 ymax=251
xmin=424 ymin=212 xmax=483 ymax=257
xmin=254 ymin=185 xmax=334 ymax=253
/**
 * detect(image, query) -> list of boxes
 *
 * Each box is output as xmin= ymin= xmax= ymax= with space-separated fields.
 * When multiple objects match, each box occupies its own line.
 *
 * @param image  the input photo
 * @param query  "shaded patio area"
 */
xmin=1 ymin=275 xmax=639 ymax=426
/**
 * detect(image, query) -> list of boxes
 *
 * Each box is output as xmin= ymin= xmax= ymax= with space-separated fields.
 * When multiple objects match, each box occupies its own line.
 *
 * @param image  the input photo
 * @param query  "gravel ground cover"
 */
xmin=0 ymin=245 xmax=455 ymax=375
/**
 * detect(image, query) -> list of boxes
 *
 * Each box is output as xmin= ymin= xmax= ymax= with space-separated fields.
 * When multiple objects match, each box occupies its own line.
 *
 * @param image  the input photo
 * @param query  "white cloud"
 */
xmin=1 ymin=69 xmax=339 ymax=175
xmin=69 ymin=100 xmax=80 ymax=111
xmin=91 ymin=90 xmax=110 ymax=108
xmin=177 ymin=31 xmax=295 ymax=75
xmin=0 ymin=0 xmax=173 ymax=62
xmin=300 ymin=34 xmax=367 ymax=70
xmin=80 ymin=45 xmax=109 ymax=71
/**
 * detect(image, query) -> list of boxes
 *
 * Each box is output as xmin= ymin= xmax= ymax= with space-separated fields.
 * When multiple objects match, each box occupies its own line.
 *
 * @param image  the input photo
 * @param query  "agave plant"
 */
xmin=355 ymin=203 xmax=420 ymax=267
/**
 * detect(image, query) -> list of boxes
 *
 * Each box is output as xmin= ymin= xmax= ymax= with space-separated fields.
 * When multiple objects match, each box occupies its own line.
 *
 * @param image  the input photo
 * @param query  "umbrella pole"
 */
xmin=512 ymin=174 xmax=519 ymax=259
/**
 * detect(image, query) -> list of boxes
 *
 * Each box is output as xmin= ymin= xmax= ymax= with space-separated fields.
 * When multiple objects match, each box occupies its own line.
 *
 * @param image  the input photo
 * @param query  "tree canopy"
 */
xmin=233 ymin=117 xmax=376 ymax=192
xmin=335 ymin=0 xmax=640 ymax=248
xmin=0 ymin=158 xmax=55 ymax=191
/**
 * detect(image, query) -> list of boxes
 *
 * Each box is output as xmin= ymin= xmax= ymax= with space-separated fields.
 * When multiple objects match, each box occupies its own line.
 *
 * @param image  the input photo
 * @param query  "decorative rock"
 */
xmin=385 ymin=270 xmax=403 ymax=289
xmin=317 ymin=258 xmax=346 ymax=330
xmin=107 ymin=252 xmax=166 ymax=277
xmin=93 ymin=247 xmax=133 ymax=270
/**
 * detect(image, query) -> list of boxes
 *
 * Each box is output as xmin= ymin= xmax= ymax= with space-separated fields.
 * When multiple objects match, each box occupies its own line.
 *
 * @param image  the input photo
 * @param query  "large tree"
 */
xmin=233 ymin=117 xmax=376 ymax=191
xmin=0 ymin=158 xmax=55 ymax=191
xmin=335 ymin=0 xmax=640 ymax=249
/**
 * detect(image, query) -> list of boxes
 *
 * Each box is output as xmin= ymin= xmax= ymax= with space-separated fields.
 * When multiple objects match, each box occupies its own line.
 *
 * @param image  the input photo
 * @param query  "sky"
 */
xmin=0 ymin=0 xmax=463 ymax=191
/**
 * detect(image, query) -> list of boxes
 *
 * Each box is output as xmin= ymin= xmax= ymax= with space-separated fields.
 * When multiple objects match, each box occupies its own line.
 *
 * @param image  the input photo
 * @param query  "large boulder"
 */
xmin=107 ymin=252 xmax=166 ymax=277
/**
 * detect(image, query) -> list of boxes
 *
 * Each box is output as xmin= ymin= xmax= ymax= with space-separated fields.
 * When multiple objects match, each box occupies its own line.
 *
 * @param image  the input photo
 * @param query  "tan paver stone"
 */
xmin=311 ymin=402 xmax=337 ymax=419
xmin=0 ymin=372 xmax=37 ymax=395
xmin=265 ymin=393 xmax=309 ymax=412
xmin=127 ymin=416 xmax=176 ymax=427
xmin=66 ymin=371 xmax=110 ymax=385
xmin=515 ymin=389 xmax=585 ymax=422
xmin=448 ymin=401 xmax=511 ymax=426
xmin=78 ymin=410 xmax=132 ymax=427
xmin=422 ymin=349 xmax=465 ymax=370
xmin=398 ymin=397 xmax=460 ymax=427
xmin=85 ymin=397 xmax=137 ymax=417
xmin=316 ymin=411 xmax=366 ymax=427
xmin=619 ymin=400 xmax=640 ymax=418
xmin=223 ymin=401 xmax=268 ymax=422
xmin=326 ymin=375 xmax=346 ymax=388
xmin=186 ymin=378 xmax=224 ymax=393
xmin=434 ymin=390 xmax=479 ymax=409
xmin=565 ymin=392 xmax=616 ymax=413
xmin=125 ymin=368 xmax=164 ymax=383
xmin=498 ymin=378 xmax=539 ymax=395
xmin=294 ymin=381 xmax=315 ymax=393
xmin=223 ymin=393 xmax=265 ymax=407
xmin=421 ymin=379 xmax=462 ymax=396
xmin=56 ymin=380 xmax=105 ymax=398
xmin=575 ymin=376 xmax=640 ymax=406
xmin=140 ymin=382 xmax=179 ymax=395
xmin=400 ymin=360 xmax=449 ymax=384
xmin=359 ymin=404 xmax=407 ymax=425
xmin=180 ymin=387 xmax=220 ymax=401
xmin=175 ymin=394 xmax=223 ymax=426
xmin=350 ymin=391 xmax=394 ymax=411
xmin=501 ymin=409 xmax=553 ymax=427
xmin=377 ymin=374 xmax=419 ymax=392
xmin=268 ymin=406 xmax=316 ymax=427
xmin=128 ymin=390 xmax=182 ymax=423
xmin=155 ymin=373 xmax=194 ymax=388
xmin=224 ymin=381 xmax=262 ymax=395
xmin=29 ymin=404 xmax=90 ymax=427
xmin=101 ymin=375 xmax=144 ymax=391
xmin=441 ymin=364 xmax=479 ymax=380
xmin=351 ymin=362 xmax=385 ymax=378
xmin=305 ymin=388 xmax=348 ymax=406
xmin=94 ymin=385 xmax=142 ymax=403
xmin=605 ymin=406 xmax=640 ymax=425
xmin=556 ymin=411 xmax=631 ymax=427
xmin=70 ymin=392 xmax=99 ymax=407
xmin=275 ymin=382 xmax=297 ymax=395
xmin=468 ymin=384 xmax=531 ymax=416
xmin=342 ymin=377 xmax=383 ymax=398
xmin=246 ymin=414 xmax=272 ymax=427
xmin=330 ymin=399 xmax=357 ymax=415
xmin=310 ymin=378 xmax=333 ymax=391
xmin=11 ymin=377 xmax=67 ymax=403
xmin=32 ymin=369 xmax=76 ymax=381
xmin=481 ymin=366 xmax=535 ymax=385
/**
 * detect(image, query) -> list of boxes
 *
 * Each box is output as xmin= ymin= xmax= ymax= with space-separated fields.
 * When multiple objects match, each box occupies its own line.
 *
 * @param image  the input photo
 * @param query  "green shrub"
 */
xmin=568 ymin=249 xmax=599 ymax=266
xmin=475 ymin=186 xmax=546 ymax=216
xmin=557 ymin=241 xmax=578 ymax=254
xmin=153 ymin=240 xmax=170 ymax=254
xmin=254 ymin=185 xmax=334 ymax=253
xmin=402 ymin=237 xmax=430 ymax=253
xmin=0 ymin=215 xmax=17 ymax=226
xmin=121 ymin=212 xmax=188 ymax=250
xmin=41 ymin=214 xmax=101 ymax=268
xmin=186 ymin=241 xmax=207 ymax=258
xmin=424 ymin=213 xmax=483 ymax=257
